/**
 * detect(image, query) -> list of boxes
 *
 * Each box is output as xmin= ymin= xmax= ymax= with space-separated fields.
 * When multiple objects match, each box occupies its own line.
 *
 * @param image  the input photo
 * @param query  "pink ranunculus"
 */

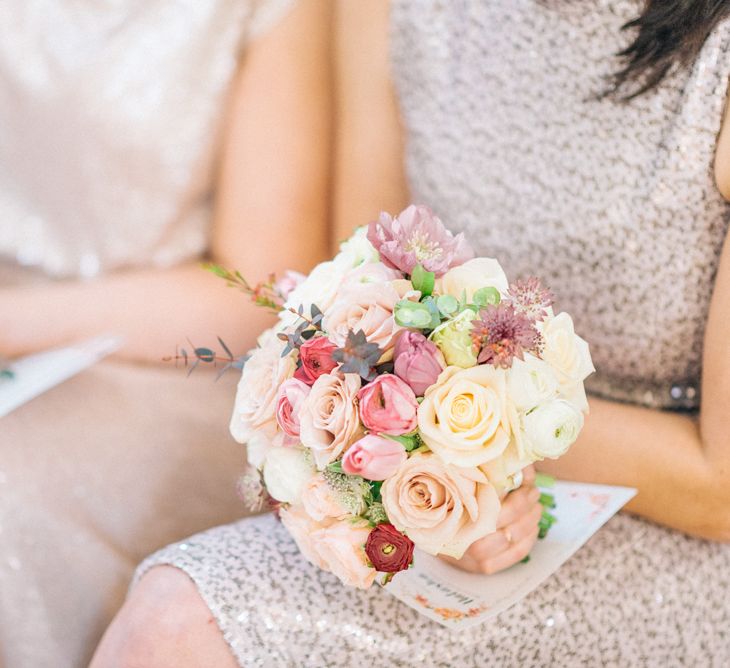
xmin=393 ymin=331 xmax=446 ymax=396
xmin=366 ymin=205 xmax=474 ymax=277
xmin=275 ymin=378 xmax=311 ymax=445
xmin=357 ymin=374 xmax=418 ymax=436
xmin=294 ymin=336 xmax=338 ymax=385
xmin=342 ymin=434 xmax=408 ymax=481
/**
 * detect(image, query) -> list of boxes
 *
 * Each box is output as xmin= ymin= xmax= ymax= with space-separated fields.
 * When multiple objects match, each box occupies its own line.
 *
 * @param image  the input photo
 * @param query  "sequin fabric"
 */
xmin=137 ymin=512 xmax=730 ymax=666
xmin=0 ymin=0 xmax=294 ymax=279
xmin=390 ymin=0 xmax=730 ymax=411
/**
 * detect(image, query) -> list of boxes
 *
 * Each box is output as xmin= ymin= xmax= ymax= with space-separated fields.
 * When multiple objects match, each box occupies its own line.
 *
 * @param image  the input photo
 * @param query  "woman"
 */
xmin=93 ymin=0 xmax=730 ymax=665
xmin=0 ymin=0 xmax=331 ymax=666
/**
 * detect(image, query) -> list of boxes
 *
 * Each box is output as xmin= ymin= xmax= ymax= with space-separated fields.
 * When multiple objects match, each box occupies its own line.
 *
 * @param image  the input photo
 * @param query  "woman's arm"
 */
xmin=335 ymin=0 xmax=730 ymax=541
xmin=2 ymin=0 xmax=332 ymax=363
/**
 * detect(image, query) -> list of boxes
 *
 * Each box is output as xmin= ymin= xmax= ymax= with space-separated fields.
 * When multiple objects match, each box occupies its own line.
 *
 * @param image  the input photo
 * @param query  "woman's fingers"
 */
xmin=521 ymin=464 xmax=536 ymax=486
xmin=497 ymin=485 xmax=540 ymax=528
xmin=478 ymin=524 xmax=540 ymax=575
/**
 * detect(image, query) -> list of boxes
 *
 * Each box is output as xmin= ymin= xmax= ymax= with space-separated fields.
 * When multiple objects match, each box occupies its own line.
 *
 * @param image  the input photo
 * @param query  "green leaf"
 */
xmin=384 ymin=433 xmax=421 ymax=452
xmin=421 ymin=297 xmax=444 ymax=329
xmin=327 ymin=460 xmax=344 ymax=474
xmin=411 ymin=264 xmax=435 ymax=297
xmin=436 ymin=294 xmax=458 ymax=316
xmin=535 ymin=473 xmax=556 ymax=489
xmin=473 ymin=286 xmax=501 ymax=307
xmin=194 ymin=347 xmax=216 ymax=363
xmin=394 ymin=300 xmax=434 ymax=329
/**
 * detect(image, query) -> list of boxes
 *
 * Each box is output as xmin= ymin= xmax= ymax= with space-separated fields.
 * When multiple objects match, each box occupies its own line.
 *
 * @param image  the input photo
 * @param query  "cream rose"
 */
xmin=522 ymin=399 xmax=584 ymax=460
xmin=381 ymin=453 xmax=500 ymax=558
xmin=418 ymin=365 xmax=511 ymax=467
xmin=229 ymin=337 xmax=296 ymax=444
xmin=430 ymin=308 xmax=479 ymax=368
xmin=540 ymin=313 xmax=594 ymax=411
xmin=279 ymin=505 xmax=331 ymax=570
xmin=311 ymin=520 xmax=377 ymax=589
xmin=323 ymin=282 xmax=401 ymax=359
xmin=299 ymin=371 xmax=362 ymax=469
xmin=437 ymin=258 xmax=509 ymax=302
xmin=262 ymin=446 xmax=316 ymax=504
xmin=301 ymin=474 xmax=349 ymax=521
xmin=507 ymin=353 xmax=559 ymax=412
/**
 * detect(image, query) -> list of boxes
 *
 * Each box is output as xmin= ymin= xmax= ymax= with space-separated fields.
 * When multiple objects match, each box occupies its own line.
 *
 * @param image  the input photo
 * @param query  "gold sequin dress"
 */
xmin=136 ymin=1 xmax=730 ymax=665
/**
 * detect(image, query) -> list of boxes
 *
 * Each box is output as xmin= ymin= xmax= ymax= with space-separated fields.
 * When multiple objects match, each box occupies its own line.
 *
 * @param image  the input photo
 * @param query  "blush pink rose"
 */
xmin=299 ymin=371 xmax=363 ymax=469
xmin=294 ymin=336 xmax=338 ymax=385
xmin=381 ymin=453 xmax=501 ymax=559
xmin=357 ymin=374 xmax=418 ymax=436
xmin=311 ymin=520 xmax=377 ymax=589
xmin=279 ymin=505 xmax=331 ymax=570
xmin=275 ymin=378 xmax=311 ymax=445
xmin=342 ymin=434 xmax=407 ymax=481
xmin=322 ymin=282 xmax=401 ymax=360
xmin=301 ymin=474 xmax=349 ymax=521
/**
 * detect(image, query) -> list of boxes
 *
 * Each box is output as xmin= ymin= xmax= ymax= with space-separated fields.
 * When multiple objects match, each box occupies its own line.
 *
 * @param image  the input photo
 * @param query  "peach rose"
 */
xmin=301 ymin=474 xmax=349 ymax=521
xmin=230 ymin=336 xmax=296 ymax=444
xmin=417 ymin=365 xmax=511 ymax=467
xmin=381 ymin=453 xmax=500 ymax=559
xmin=299 ymin=371 xmax=363 ymax=469
xmin=322 ymin=282 xmax=401 ymax=360
xmin=279 ymin=505 xmax=331 ymax=570
xmin=311 ymin=520 xmax=377 ymax=589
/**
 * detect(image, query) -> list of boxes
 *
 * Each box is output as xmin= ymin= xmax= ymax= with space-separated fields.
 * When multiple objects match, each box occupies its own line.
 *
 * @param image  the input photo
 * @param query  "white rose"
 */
xmin=262 ymin=447 xmax=316 ymax=504
xmin=437 ymin=258 xmax=509 ymax=302
xmin=332 ymin=226 xmax=380 ymax=268
xmin=540 ymin=312 xmax=594 ymax=411
xmin=522 ymin=399 xmax=584 ymax=460
xmin=229 ymin=338 xmax=296 ymax=444
xmin=246 ymin=431 xmax=275 ymax=470
xmin=508 ymin=353 xmax=559 ymax=412
xmin=280 ymin=260 xmax=348 ymax=327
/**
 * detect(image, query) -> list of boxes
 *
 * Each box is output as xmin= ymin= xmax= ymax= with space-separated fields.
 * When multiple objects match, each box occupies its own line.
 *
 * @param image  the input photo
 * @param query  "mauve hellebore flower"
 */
xmin=367 ymin=205 xmax=474 ymax=277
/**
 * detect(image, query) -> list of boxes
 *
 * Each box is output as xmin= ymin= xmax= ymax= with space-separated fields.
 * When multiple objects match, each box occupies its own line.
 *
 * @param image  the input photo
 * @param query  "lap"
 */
xmin=1 ymin=360 xmax=249 ymax=668
xmin=136 ymin=512 xmax=730 ymax=667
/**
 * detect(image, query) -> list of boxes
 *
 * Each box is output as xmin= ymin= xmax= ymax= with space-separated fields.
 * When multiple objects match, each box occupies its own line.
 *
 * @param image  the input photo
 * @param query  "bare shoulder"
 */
xmin=333 ymin=0 xmax=409 ymax=242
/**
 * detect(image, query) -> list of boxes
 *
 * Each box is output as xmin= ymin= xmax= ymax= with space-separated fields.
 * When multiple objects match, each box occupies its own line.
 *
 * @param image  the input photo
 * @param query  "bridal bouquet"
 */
xmin=223 ymin=205 xmax=594 ymax=589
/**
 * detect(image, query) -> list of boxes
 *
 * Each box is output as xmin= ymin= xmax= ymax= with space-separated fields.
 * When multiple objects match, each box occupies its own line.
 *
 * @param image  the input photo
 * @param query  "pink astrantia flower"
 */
xmin=393 ymin=331 xmax=446 ymax=396
xmin=342 ymin=434 xmax=408 ymax=481
xmin=507 ymin=277 xmax=555 ymax=322
xmin=357 ymin=374 xmax=419 ymax=435
xmin=471 ymin=303 xmax=541 ymax=369
xmin=367 ymin=205 xmax=474 ymax=277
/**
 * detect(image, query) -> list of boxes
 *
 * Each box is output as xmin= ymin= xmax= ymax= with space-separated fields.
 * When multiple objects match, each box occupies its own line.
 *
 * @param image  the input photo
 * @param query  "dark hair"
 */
xmin=609 ymin=0 xmax=730 ymax=99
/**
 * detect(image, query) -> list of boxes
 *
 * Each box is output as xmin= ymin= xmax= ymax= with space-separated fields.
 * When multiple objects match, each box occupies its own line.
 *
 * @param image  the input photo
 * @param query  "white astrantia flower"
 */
xmin=263 ymin=447 xmax=316 ymax=504
xmin=522 ymin=399 xmax=584 ymax=460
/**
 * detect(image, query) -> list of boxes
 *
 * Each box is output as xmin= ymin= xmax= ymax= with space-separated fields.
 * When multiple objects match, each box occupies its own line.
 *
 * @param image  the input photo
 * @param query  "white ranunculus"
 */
xmin=540 ymin=312 xmax=594 ymax=410
xmin=436 ymin=258 xmax=509 ymax=302
xmin=262 ymin=447 xmax=316 ymax=504
xmin=280 ymin=260 xmax=348 ymax=327
xmin=246 ymin=431 xmax=276 ymax=470
xmin=508 ymin=353 xmax=559 ymax=412
xmin=332 ymin=226 xmax=380 ymax=269
xmin=522 ymin=399 xmax=584 ymax=460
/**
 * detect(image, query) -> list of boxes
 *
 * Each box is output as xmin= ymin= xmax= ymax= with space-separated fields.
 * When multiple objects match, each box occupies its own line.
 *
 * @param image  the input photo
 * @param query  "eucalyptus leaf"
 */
xmin=436 ymin=294 xmax=458 ymax=316
xmin=473 ymin=286 xmax=501 ymax=307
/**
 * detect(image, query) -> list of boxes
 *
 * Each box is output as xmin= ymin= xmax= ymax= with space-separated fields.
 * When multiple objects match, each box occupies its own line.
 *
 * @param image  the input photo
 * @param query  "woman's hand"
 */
xmin=440 ymin=466 xmax=542 ymax=575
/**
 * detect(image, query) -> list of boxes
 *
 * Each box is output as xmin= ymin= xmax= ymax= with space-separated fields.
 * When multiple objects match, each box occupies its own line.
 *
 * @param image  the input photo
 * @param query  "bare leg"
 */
xmin=90 ymin=567 xmax=238 ymax=668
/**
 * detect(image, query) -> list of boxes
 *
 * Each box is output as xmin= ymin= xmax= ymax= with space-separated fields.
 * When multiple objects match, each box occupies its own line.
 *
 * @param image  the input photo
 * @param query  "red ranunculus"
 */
xmin=365 ymin=523 xmax=414 ymax=573
xmin=295 ymin=336 xmax=338 ymax=385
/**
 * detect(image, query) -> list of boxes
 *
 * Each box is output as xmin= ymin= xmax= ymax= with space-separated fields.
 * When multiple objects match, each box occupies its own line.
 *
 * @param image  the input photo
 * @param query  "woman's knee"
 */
xmin=91 ymin=566 xmax=237 ymax=668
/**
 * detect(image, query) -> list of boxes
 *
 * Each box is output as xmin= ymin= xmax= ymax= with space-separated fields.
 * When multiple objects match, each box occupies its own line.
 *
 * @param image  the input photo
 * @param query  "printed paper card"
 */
xmin=0 ymin=334 xmax=122 ymax=418
xmin=383 ymin=481 xmax=636 ymax=629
